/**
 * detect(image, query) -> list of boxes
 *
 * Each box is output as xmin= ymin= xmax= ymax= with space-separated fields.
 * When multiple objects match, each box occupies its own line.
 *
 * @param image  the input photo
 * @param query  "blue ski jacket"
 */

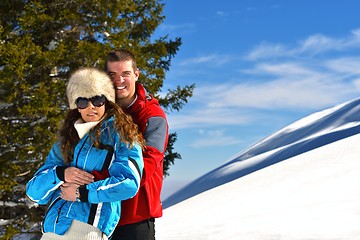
xmin=26 ymin=117 xmax=143 ymax=237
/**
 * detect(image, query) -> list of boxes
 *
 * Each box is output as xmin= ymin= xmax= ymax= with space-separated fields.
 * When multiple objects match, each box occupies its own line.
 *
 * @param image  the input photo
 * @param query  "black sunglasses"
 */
xmin=75 ymin=95 xmax=106 ymax=109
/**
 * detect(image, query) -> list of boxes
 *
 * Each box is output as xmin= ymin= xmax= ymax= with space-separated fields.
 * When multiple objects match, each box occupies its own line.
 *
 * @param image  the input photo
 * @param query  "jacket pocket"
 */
xmin=42 ymin=196 xmax=65 ymax=233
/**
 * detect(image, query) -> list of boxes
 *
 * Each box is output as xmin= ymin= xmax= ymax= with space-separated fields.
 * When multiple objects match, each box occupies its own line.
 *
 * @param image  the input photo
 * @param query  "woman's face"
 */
xmin=76 ymin=95 xmax=106 ymax=122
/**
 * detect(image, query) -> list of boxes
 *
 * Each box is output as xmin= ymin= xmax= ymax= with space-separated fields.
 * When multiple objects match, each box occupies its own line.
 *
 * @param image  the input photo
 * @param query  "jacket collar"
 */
xmin=124 ymin=82 xmax=150 ymax=113
xmin=74 ymin=119 xmax=100 ymax=139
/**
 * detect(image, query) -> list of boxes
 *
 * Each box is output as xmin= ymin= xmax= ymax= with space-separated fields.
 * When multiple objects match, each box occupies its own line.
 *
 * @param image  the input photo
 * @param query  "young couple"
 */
xmin=26 ymin=49 xmax=168 ymax=240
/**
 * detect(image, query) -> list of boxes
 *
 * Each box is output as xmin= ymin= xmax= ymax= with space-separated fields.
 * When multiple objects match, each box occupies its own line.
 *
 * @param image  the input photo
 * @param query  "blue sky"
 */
xmin=153 ymin=0 xmax=360 ymax=189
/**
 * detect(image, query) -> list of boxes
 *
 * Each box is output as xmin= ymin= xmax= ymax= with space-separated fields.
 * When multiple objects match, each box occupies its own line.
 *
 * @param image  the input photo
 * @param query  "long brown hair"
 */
xmin=59 ymin=100 xmax=144 ymax=164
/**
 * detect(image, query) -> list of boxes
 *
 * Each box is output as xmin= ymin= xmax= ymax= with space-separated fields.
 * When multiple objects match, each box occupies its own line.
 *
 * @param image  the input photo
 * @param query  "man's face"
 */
xmin=106 ymin=60 xmax=139 ymax=107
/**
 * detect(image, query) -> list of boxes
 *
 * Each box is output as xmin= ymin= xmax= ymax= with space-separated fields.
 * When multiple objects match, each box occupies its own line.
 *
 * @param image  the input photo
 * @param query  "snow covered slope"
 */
xmin=163 ymin=97 xmax=360 ymax=208
xmin=157 ymin=97 xmax=360 ymax=239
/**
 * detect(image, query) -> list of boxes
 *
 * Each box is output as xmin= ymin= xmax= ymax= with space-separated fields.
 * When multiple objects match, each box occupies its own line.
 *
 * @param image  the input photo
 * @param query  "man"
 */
xmin=104 ymin=49 xmax=168 ymax=240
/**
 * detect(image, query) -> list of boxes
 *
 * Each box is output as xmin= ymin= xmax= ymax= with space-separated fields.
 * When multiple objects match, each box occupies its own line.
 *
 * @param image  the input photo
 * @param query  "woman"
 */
xmin=26 ymin=67 xmax=144 ymax=240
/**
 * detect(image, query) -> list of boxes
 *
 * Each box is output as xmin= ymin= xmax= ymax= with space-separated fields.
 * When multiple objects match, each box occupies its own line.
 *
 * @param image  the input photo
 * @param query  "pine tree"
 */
xmin=0 ymin=0 xmax=194 ymax=236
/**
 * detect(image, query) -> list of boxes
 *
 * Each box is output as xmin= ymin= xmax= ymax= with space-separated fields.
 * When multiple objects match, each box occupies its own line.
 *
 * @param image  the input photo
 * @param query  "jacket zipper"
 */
xmin=75 ymin=136 xmax=89 ymax=167
xmin=53 ymin=201 xmax=67 ymax=232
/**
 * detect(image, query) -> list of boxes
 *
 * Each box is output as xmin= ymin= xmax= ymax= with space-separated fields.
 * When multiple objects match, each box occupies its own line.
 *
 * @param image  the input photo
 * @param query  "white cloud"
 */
xmin=178 ymin=54 xmax=231 ymax=66
xmin=246 ymin=28 xmax=360 ymax=60
xmin=216 ymin=11 xmax=230 ymax=17
xmin=193 ymin=57 xmax=360 ymax=110
xmin=157 ymin=23 xmax=196 ymax=36
xmin=245 ymin=43 xmax=289 ymax=60
xmin=244 ymin=62 xmax=316 ymax=76
xmin=325 ymin=57 xmax=360 ymax=75
xmin=191 ymin=129 xmax=242 ymax=148
xmin=298 ymin=34 xmax=340 ymax=54
xmin=179 ymin=55 xmax=217 ymax=65
xmin=167 ymin=107 xmax=253 ymax=130
xmin=354 ymin=78 xmax=360 ymax=89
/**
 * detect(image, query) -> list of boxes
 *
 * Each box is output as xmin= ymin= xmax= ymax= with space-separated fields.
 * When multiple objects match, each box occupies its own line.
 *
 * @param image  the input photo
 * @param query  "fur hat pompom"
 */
xmin=67 ymin=67 xmax=115 ymax=109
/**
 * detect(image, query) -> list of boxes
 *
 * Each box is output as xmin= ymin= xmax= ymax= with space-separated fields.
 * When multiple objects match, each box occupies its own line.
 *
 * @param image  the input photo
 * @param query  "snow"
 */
xmin=0 ymin=219 xmax=13 ymax=227
xmin=156 ymin=97 xmax=360 ymax=240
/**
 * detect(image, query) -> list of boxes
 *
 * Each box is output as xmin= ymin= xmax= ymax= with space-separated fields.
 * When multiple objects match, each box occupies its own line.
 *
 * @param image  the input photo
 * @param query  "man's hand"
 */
xmin=64 ymin=167 xmax=94 ymax=185
xmin=60 ymin=182 xmax=80 ymax=202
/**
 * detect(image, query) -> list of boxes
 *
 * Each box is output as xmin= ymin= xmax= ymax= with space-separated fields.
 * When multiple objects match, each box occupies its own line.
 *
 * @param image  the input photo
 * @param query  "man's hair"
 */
xmin=104 ymin=49 xmax=137 ymax=72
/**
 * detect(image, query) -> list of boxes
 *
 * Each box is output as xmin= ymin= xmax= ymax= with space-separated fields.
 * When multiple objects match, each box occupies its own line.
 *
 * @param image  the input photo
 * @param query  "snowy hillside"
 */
xmin=157 ymin=97 xmax=360 ymax=239
xmin=163 ymin=97 xmax=360 ymax=208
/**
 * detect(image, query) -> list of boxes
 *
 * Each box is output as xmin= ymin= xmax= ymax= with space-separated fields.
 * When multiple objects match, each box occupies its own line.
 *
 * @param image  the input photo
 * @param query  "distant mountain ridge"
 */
xmin=163 ymin=97 xmax=360 ymax=208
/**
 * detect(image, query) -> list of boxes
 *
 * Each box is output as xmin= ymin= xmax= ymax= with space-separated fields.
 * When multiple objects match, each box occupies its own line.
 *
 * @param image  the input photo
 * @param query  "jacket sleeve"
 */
xmin=141 ymin=116 xmax=168 ymax=186
xmin=83 ymin=139 xmax=144 ymax=204
xmin=26 ymin=142 xmax=65 ymax=205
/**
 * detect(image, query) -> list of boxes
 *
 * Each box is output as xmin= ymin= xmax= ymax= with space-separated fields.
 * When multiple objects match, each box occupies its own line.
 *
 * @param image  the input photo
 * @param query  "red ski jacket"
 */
xmin=119 ymin=82 xmax=168 ymax=226
xmin=92 ymin=82 xmax=168 ymax=226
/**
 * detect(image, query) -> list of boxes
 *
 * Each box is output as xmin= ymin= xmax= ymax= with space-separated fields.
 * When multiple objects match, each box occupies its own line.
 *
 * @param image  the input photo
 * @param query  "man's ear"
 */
xmin=134 ymin=68 xmax=140 ymax=81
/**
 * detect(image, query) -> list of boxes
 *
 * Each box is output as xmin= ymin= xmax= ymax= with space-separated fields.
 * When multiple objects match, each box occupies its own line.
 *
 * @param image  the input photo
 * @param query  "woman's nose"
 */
xmin=86 ymin=101 xmax=95 ymax=109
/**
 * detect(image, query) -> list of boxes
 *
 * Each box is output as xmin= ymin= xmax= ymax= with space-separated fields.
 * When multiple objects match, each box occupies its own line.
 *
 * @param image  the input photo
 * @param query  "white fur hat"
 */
xmin=66 ymin=67 xmax=115 ymax=109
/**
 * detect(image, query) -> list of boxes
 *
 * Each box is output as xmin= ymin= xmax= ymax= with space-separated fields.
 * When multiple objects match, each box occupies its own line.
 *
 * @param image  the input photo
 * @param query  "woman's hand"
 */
xmin=64 ymin=167 xmax=94 ymax=185
xmin=60 ymin=182 xmax=80 ymax=202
